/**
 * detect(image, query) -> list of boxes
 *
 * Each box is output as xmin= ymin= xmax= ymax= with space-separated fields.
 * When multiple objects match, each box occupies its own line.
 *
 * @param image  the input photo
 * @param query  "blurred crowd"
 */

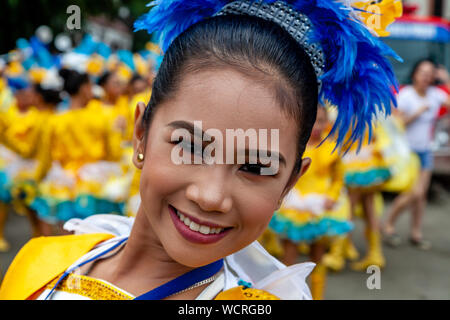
xmin=0 ymin=28 xmax=449 ymax=300
xmin=261 ymin=58 xmax=450 ymax=299
xmin=0 ymin=30 xmax=161 ymax=242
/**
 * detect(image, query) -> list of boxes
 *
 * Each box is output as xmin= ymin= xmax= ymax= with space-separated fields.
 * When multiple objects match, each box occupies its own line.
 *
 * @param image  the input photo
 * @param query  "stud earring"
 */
xmin=137 ymin=153 xmax=145 ymax=162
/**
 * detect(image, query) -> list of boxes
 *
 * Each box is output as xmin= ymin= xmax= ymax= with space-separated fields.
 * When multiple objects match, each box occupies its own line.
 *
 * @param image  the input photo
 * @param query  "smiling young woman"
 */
xmin=0 ymin=0 xmax=402 ymax=300
xmin=131 ymin=67 xmax=305 ymax=268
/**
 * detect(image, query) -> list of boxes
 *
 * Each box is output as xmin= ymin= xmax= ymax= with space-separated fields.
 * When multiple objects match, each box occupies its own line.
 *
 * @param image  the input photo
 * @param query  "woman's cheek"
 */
xmin=140 ymin=149 xmax=181 ymax=206
xmin=239 ymin=195 xmax=277 ymax=239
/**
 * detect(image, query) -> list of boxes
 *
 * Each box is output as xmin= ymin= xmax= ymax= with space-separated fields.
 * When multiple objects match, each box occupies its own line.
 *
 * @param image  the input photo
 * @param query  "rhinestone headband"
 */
xmin=215 ymin=0 xmax=325 ymax=85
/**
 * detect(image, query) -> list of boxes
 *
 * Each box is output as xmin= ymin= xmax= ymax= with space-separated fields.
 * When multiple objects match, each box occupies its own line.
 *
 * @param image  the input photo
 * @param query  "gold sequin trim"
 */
xmin=46 ymin=274 xmax=134 ymax=300
xmin=242 ymin=288 xmax=280 ymax=300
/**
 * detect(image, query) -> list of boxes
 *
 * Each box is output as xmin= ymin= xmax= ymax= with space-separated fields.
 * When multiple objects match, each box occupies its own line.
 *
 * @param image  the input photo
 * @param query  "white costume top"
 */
xmin=397 ymin=86 xmax=448 ymax=152
xmin=37 ymin=214 xmax=314 ymax=300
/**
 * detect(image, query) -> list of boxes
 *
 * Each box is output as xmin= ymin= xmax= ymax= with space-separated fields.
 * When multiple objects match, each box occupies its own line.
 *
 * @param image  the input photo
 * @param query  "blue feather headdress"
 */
xmin=134 ymin=0 xmax=402 ymax=150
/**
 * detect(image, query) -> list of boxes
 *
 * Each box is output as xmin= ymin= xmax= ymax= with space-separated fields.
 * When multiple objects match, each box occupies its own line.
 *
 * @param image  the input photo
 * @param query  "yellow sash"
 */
xmin=0 ymin=233 xmax=114 ymax=300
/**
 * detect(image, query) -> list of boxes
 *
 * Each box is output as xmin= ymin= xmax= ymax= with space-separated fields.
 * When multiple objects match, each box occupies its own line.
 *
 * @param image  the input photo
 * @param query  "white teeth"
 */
xmin=189 ymin=221 xmax=200 ymax=232
xmin=199 ymin=225 xmax=210 ymax=235
xmin=175 ymin=208 xmax=225 ymax=235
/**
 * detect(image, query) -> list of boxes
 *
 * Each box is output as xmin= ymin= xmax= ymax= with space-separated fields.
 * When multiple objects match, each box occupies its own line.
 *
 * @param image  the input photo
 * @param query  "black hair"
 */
xmin=98 ymin=71 xmax=113 ymax=87
xmin=130 ymin=73 xmax=145 ymax=85
xmin=409 ymin=58 xmax=437 ymax=84
xmin=143 ymin=15 xmax=318 ymax=174
xmin=59 ymin=68 xmax=90 ymax=96
xmin=35 ymin=84 xmax=62 ymax=105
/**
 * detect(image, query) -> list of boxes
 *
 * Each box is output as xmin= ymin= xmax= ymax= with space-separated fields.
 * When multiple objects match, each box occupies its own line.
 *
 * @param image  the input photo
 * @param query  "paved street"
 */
xmin=324 ymin=178 xmax=450 ymax=300
xmin=1 ymin=180 xmax=449 ymax=300
xmin=325 ymin=195 xmax=450 ymax=300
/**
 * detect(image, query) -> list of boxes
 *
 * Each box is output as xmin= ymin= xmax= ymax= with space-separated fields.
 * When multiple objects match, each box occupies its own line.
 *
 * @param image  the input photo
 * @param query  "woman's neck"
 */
xmin=99 ymin=209 xmax=198 ymax=297
xmin=37 ymin=103 xmax=53 ymax=112
xmin=70 ymin=95 xmax=87 ymax=110
xmin=104 ymin=94 xmax=117 ymax=106
xmin=413 ymin=84 xmax=428 ymax=97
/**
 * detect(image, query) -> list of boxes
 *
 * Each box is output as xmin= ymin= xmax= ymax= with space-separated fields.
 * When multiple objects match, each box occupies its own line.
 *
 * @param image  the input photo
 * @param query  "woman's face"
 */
xmin=80 ymin=81 xmax=93 ymax=103
xmin=134 ymin=68 xmax=307 ymax=267
xmin=131 ymin=78 xmax=148 ymax=96
xmin=104 ymin=73 xmax=125 ymax=100
xmin=16 ymin=87 xmax=37 ymax=112
xmin=413 ymin=61 xmax=436 ymax=89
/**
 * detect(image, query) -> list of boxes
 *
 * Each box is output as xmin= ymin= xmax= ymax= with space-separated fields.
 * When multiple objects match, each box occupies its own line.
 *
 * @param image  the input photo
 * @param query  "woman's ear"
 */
xmin=132 ymin=102 xmax=147 ymax=169
xmin=277 ymin=157 xmax=311 ymax=209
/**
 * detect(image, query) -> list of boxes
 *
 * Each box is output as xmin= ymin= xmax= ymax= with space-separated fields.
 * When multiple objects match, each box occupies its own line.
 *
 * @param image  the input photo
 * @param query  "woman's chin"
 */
xmin=163 ymin=244 xmax=227 ymax=268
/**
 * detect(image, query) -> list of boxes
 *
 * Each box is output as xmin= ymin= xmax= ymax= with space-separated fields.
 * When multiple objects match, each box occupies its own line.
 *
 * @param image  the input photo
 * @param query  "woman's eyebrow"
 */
xmin=167 ymin=120 xmax=211 ymax=140
xmin=243 ymin=149 xmax=286 ymax=167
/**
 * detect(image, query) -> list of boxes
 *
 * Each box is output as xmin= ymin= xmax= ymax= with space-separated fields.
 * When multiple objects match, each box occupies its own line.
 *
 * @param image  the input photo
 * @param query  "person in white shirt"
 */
xmin=383 ymin=59 xmax=450 ymax=250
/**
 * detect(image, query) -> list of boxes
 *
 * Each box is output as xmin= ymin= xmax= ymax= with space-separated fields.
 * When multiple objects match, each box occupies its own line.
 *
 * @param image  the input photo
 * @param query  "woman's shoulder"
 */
xmin=428 ymin=86 xmax=449 ymax=100
xmin=0 ymin=233 xmax=114 ymax=300
xmin=44 ymin=109 xmax=73 ymax=126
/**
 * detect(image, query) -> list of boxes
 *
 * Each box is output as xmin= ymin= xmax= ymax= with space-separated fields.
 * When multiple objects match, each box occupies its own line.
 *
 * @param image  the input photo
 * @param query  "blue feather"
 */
xmin=134 ymin=0 xmax=402 ymax=150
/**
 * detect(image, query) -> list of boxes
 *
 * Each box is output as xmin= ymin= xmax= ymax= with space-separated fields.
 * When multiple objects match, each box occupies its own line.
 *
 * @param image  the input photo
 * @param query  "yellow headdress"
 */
xmin=352 ymin=0 xmax=403 ymax=37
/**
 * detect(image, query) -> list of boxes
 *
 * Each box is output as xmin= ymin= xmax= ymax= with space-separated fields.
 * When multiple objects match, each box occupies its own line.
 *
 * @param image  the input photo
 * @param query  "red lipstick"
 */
xmin=168 ymin=205 xmax=232 ymax=245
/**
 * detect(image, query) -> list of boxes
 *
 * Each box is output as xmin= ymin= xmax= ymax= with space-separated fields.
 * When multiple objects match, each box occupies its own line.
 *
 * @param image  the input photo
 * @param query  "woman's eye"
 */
xmin=173 ymin=139 xmax=203 ymax=157
xmin=240 ymin=164 xmax=274 ymax=176
xmin=183 ymin=141 xmax=203 ymax=156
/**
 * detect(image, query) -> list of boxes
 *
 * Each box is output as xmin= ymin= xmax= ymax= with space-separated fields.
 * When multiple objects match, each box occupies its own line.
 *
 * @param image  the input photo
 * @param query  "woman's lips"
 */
xmin=168 ymin=205 xmax=232 ymax=244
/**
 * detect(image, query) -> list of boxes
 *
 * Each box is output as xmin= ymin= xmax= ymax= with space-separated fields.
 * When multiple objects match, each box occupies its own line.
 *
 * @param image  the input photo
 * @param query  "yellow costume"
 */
xmin=84 ymin=91 xmax=153 ymax=219
xmin=268 ymin=138 xmax=353 ymax=300
xmin=1 ymin=106 xmax=51 ymax=158
xmin=0 ymin=105 xmax=53 ymax=215
xmin=29 ymin=101 xmax=127 ymax=223
xmin=342 ymin=124 xmax=391 ymax=192
xmin=93 ymin=95 xmax=134 ymax=144
xmin=377 ymin=116 xmax=420 ymax=193
xmin=269 ymin=139 xmax=353 ymax=243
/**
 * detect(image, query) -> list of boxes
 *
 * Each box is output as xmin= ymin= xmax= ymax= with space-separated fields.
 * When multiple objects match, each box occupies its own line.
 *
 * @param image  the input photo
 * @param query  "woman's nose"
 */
xmin=185 ymin=167 xmax=233 ymax=213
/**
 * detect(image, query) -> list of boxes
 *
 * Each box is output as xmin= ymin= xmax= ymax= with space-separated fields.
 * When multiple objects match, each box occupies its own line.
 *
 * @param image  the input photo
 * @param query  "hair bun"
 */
xmin=59 ymin=68 xmax=89 ymax=95
xmin=59 ymin=68 xmax=76 ymax=81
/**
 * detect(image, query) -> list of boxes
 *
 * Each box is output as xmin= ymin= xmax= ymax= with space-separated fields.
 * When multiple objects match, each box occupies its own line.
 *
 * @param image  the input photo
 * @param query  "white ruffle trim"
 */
xmin=282 ymin=190 xmax=328 ymax=216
